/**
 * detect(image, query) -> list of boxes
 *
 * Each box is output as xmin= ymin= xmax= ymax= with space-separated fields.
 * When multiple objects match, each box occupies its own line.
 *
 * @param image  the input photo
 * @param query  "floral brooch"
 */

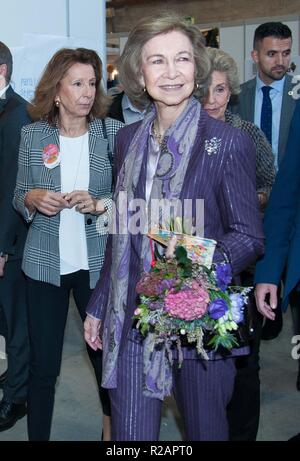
xmin=204 ymin=137 xmax=222 ymax=156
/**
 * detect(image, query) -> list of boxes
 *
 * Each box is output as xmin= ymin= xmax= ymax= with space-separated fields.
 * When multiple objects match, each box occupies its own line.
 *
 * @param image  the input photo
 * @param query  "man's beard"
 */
xmin=266 ymin=66 xmax=288 ymax=81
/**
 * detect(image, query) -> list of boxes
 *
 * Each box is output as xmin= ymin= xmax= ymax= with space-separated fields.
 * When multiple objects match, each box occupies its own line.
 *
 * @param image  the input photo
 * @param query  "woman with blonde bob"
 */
xmin=13 ymin=47 xmax=123 ymax=440
xmin=201 ymin=47 xmax=276 ymax=441
xmin=84 ymin=14 xmax=264 ymax=441
xmin=202 ymin=47 xmax=275 ymax=209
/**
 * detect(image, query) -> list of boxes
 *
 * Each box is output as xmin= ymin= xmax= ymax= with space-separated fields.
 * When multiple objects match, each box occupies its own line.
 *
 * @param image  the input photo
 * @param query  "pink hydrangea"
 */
xmin=164 ymin=282 xmax=209 ymax=321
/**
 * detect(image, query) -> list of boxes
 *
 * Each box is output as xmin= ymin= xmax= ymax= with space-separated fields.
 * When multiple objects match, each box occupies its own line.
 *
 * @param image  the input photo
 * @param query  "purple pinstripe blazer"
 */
xmin=87 ymin=109 xmax=264 ymax=346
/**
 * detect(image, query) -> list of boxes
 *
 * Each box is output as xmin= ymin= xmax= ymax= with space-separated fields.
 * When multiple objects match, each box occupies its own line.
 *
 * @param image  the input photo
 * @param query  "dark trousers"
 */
xmin=109 ymin=330 xmax=236 ymax=441
xmin=228 ymin=282 xmax=300 ymax=441
xmin=0 ymin=259 xmax=29 ymax=403
xmin=227 ymin=294 xmax=262 ymax=441
xmin=26 ymin=270 xmax=109 ymax=441
xmin=289 ymin=291 xmax=300 ymax=335
xmin=227 ymin=267 xmax=264 ymax=441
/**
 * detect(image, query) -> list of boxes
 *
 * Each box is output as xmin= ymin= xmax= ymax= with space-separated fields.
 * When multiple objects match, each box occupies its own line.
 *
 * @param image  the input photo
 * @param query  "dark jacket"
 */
xmin=230 ymin=75 xmax=296 ymax=166
xmin=88 ymin=109 xmax=265 ymax=327
xmin=13 ymin=117 xmax=123 ymax=287
xmin=0 ymin=86 xmax=31 ymax=260
xmin=108 ymin=92 xmax=125 ymax=123
xmin=255 ymin=100 xmax=300 ymax=310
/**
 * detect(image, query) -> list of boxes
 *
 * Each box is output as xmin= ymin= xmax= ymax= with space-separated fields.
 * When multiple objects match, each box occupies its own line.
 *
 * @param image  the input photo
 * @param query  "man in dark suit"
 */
xmin=231 ymin=22 xmax=295 ymax=171
xmin=255 ymin=99 xmax=300 ymax=440
xmin=0 ymin=41 xmax=31 ymax=431
xmin=227 ymin=22 xmax=297 ymax=441
xmin=231 ymin=22 xmax=297 ymax=342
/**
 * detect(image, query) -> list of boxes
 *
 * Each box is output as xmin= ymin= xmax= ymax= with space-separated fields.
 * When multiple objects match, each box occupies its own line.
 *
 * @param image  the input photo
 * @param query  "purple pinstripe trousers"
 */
xmin=108 ymin=331 xmax=236 ymax=441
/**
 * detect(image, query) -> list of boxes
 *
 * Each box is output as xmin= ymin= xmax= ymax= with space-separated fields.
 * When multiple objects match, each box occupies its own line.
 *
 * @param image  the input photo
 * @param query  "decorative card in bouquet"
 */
xmin=148 ymin=228 xmax=217 ymax=269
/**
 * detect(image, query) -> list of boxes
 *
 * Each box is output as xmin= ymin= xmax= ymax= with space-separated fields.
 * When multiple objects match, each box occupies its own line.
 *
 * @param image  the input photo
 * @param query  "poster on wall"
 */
xmin=11 ymin=34 xmax=99 ymax=102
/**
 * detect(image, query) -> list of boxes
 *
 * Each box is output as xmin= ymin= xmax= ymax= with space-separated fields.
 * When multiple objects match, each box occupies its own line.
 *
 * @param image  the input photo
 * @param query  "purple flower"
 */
xmin=148 ymin=300 xmax=164 ymax=311
xmin=229 ymin=293 xmax=245 ymax=323
xmin=216 ymin=264 xmax=232 ymax=291
xmin=156 ymin=278 xmax=176 ymax=294
xmin=208 ymin=298 xmax=229 ymax=319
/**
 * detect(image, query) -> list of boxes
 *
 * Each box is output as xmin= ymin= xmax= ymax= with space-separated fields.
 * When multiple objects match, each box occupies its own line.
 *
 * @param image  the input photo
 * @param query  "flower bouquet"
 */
xmin=134 ymin=246 xmax=251 ymax=363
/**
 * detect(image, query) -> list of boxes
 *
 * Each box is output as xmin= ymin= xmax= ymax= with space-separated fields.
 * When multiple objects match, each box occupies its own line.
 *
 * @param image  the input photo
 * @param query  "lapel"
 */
xmin=244 ymin=79 xmax=256 ymax=122
xmin=0 ymin=86 xmax=13 ymax=117
xmin=134 ymin=140 xmax=147 ymax=201
xmin=131 ymin=139 xmax=147 ymax=261
xmin=41 ymin=123 xmax=61 ymax=192
xmin=88 ymin=119 xmax=110 ymax=194
xmin=179 ymin=109 xmax=208 ymax=196
xmin=278 ymin=75 xmax=296 ymax=162
xmin=0 ymin=100 xmax=5 ymax=117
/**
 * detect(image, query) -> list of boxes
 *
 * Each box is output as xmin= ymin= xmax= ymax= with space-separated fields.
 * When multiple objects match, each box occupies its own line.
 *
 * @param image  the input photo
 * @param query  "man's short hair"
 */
xmin=0 ymin=41 xmax=13 ymax=84
xmin=253 ymin=22 xmax=292 ymax=50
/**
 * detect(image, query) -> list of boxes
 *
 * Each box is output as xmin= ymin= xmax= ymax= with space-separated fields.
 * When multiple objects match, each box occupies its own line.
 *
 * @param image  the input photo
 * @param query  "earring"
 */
xmin=55 ymin=100 xmax=60 ymax=107
xmin=143 ymin=87 xmax=146 ymax=93
xmin=195 ymin=82 xmax=199 ymax=89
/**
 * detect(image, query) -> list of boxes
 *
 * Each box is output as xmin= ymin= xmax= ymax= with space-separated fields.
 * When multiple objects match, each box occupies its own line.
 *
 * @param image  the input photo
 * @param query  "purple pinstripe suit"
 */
xmin=87 ymin=108 xmax=264 ymax=440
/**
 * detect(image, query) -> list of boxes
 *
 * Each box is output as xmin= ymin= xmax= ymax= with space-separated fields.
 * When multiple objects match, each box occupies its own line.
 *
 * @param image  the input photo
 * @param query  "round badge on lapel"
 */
xmin=43 ymin=144 xmax=60 ymax=169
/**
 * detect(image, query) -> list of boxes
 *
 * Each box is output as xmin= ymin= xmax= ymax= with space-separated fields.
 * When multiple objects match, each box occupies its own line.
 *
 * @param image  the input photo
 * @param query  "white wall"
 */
xmin=69 ymin=0 xmax=106 ymax=62
xmin=1 ymin=0 xmax=106 ymax=52
xmin=0 ymin=0 xmax=68 ymax=47
xmin=219 ymin=25 xmax=245 ymax=82
xmin=0 ymin=0 xmax=106 ymax=100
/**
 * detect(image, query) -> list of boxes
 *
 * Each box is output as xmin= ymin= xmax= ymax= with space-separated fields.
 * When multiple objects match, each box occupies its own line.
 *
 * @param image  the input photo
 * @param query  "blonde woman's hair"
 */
xmin=204 ymin=47 xmax=241 ymax=97
xmin=117 ymin=12 xmax=211 ymax=108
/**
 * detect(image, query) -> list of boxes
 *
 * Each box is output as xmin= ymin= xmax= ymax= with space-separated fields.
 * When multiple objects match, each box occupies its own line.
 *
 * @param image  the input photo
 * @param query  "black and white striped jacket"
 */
xmin=13 ymin=117 xmax=123 ymax=288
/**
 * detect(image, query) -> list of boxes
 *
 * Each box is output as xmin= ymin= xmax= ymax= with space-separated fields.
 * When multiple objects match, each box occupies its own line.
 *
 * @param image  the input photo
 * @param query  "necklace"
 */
xmin=72 ymin=133 xmax=88 ymax=191
xmin=152 ymin=122 xmax=164 ymax=146
xmin=60 ymin=132 xmax=88 ymax=192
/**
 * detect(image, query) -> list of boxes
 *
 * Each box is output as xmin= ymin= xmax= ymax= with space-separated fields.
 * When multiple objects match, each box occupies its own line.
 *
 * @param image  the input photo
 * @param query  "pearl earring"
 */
xmin=55 ymin=100 xmax=60 ymax=107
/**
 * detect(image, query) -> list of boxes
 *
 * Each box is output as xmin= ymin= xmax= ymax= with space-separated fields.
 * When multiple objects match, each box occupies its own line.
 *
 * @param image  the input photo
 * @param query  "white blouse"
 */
xmin=59 ymin=133 xmax=90 ymax=275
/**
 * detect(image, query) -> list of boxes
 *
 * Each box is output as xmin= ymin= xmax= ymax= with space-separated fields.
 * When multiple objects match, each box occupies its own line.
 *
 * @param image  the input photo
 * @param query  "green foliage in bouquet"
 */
xmin=134 ymin=246 xmax=251 ymax=362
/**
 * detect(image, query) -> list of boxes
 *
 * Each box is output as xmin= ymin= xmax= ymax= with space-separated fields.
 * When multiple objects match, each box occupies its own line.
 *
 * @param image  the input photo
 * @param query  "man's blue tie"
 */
xmin=260 ymin=86 xmax=272 ymax=146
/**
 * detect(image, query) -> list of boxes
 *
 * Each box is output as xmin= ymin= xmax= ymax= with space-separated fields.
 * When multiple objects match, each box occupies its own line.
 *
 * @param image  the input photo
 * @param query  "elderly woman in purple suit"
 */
xmin=84 ymin=13 xmax=264 ymax=441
